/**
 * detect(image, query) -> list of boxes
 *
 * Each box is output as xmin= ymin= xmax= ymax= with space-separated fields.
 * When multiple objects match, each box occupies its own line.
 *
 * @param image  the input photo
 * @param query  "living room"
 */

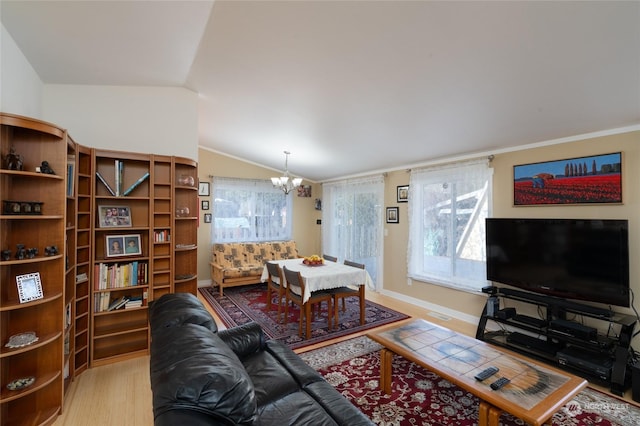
xmin=2 ymin=2 xmax=640 ymax=425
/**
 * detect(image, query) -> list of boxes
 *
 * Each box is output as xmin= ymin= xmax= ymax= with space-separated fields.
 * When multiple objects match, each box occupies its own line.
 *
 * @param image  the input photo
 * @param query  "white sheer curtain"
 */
xmin=322 ymin=175 xmax=384 ymax=288
xmin=407 ymin=158 xmax=493 ymax=292
xmin=211 ymin=177 xmax=293 ymax=243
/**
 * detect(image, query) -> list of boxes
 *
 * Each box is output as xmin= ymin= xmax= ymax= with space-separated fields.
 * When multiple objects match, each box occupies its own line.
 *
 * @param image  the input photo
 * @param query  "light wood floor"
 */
xmin=53 ymin=290 xmax=637 ymax=425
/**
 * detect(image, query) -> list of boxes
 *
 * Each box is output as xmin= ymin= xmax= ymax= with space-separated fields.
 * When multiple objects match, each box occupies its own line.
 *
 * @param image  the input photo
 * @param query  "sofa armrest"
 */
xmin=218 ymin=322 xmax=266 ymax=359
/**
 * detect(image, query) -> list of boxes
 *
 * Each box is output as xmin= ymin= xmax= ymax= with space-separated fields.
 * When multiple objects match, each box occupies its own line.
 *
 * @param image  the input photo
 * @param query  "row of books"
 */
xmin=95 ymin=159 xmax=150 ymax=197
xmin=94 ymin=292 xmax=147 ymax=313
xmin=94 ymin=261 xmax=148 ymax=290
xmin=154 ymin=230 xmax=171 ymax=242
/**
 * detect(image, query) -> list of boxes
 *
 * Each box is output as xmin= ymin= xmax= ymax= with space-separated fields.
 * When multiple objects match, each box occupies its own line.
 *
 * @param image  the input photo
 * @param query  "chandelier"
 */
xmin=271 ymin=151 xmax=302 ymax=194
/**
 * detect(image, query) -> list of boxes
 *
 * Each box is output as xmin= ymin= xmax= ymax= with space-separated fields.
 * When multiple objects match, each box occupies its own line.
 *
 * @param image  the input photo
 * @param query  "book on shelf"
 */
xmin=123 ymin=171 xmax=150 ymax=196
xmin=67 ymin=154 xmax=75 ymax=197
xmin=94 ymin=261 xmax=147 ymax=290
xmin=96 ymin=171 xmax=116 ymax=196
xmin=107 ymin=296 xmax=129 ymax=311
xmin=76 ymin=272 xmax=88 ymax=283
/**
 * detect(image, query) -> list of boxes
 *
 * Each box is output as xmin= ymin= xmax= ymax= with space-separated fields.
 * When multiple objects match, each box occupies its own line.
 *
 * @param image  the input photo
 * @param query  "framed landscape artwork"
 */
xmin=513 ymin=152 xmax=622 ymax=206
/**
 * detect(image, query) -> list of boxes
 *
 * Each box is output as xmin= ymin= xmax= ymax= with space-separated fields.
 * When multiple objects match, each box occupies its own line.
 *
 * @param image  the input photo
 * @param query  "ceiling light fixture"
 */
xmin=271 ymin=151 xmax=302 ymax=195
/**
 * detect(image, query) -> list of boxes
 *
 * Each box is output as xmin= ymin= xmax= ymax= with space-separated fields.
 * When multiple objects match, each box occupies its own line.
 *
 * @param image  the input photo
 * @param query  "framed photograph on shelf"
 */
xmin=198 ymin=181 xmax=210 ymax=196
xmin=105 ymin=234 xmax=141 ymax=257
xmin=397 ymin=185 xmax=409 ymax=203
xmin=386 ymin=207 xmax=399 ymax=224
xmin=98 ymin=205 xmax=132 ymax=228
xmin=16 ymin=272 xmax=44 ymax=303
xmin=201 ymin=200 xmax=210 ymax=210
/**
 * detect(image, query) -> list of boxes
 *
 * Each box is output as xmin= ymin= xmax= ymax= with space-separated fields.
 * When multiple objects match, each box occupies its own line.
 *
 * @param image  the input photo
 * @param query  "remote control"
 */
xmin=474 ymin=366 xmax=499 ymax=381
xmin=490 ymin=377 xmax=511 ymax=390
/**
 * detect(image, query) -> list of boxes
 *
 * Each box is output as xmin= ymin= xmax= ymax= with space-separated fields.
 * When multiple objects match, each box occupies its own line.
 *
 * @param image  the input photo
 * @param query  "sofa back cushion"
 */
xmin=271 ymin=241 xmax=299 ymax=259
xmin=150 ymin=324 xmax=257 ymax=425
xmin=149 ymin=293 xmax=218 ymax=336
xmin=212 ymin=243 xmax=247 ymax=268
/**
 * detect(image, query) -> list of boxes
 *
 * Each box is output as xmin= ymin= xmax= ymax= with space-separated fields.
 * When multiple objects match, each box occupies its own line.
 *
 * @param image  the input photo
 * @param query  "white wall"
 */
xmin=1 ymin=24 xmax=43 ymax=117
xmin=43 ymin=85 xmax=199 ymax=160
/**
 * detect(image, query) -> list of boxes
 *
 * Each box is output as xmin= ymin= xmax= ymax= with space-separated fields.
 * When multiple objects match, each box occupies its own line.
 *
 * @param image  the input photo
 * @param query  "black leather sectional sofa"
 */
xmin=149 ymin=292 xmax=374 ymax=425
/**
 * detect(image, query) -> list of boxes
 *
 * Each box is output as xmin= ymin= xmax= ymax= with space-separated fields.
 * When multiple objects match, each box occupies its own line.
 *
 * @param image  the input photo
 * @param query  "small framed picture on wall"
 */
xmin=386 ymin=207 xmax=399 ymax=224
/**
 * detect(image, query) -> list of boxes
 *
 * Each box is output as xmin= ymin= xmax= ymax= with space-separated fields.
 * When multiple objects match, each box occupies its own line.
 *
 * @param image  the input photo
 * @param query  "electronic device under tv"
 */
xmin=486 ymin=218 xmax=630 ymax=307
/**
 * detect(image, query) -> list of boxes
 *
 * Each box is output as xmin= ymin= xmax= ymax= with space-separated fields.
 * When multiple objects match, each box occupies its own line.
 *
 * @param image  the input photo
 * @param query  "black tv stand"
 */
xmin=476 ymin=286 xmax=636 ymax=396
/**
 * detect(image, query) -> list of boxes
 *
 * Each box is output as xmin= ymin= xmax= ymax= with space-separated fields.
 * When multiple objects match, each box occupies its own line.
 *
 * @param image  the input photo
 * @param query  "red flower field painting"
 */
xmin=513 ymin=153 xmax=622 ymax=205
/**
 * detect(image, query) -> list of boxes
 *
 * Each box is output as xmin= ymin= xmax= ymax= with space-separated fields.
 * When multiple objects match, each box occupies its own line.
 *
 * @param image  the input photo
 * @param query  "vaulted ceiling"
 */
xmin=2 ymin=1 xmax=639 ymax=181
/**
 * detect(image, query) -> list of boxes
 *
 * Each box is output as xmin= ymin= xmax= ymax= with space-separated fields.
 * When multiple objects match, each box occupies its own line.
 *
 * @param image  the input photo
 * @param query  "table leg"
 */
xmin=478 ymin=401 xmax=490 ymax=426
xmin=359 ymin=285 xmax=365 ymax=325
xmin=488 ymin=406 xmax=502 ymax=426
xmin=305 ymin=303 xmax=312 ymax=339
xmin=379 ymin=348 xmax=393 ymax=394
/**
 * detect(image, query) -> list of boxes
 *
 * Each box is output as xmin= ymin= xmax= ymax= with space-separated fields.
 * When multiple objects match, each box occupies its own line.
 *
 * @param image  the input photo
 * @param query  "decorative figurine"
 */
xmin=39 ymin=161 xmax=55 ymax=174
xmin=26 ymin=248 xmax=38 ymax=259
xmin=3 ymin=146 xmax=24 ymax=171
xmin=1 ymin=250 xmax=11 ymax=261
xmin=45 ymin=246 xmax=59 ymax=256
xmin=15 ymin=244 xmax=26 ymax=260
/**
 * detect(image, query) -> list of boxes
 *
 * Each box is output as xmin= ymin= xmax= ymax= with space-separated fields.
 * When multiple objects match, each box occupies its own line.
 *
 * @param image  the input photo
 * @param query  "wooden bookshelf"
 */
xmin=89 ymin=150 xmax=198 ymax=366
xmin=1 ymin=113 xmax=66 ymax=425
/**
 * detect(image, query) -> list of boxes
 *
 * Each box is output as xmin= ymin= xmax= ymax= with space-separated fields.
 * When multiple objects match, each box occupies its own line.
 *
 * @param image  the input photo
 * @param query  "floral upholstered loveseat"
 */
xmin=210 ymin=241 xmax=299 ymax=295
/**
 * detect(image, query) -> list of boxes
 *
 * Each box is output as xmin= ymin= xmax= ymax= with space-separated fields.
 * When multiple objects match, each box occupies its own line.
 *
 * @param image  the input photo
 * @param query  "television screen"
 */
xmin=486 ymin=218 xmax=630 ymax=307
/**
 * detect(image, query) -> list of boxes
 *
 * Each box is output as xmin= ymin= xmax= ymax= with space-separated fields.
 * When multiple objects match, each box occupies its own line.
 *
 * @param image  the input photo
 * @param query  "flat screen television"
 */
xmin=486 ymin=218 xmax=630 ymax=307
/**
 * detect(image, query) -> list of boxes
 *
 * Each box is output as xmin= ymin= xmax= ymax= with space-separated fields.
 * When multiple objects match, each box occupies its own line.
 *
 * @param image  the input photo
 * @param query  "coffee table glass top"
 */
xmin=372 ymin=319 xmax=571 ymax=410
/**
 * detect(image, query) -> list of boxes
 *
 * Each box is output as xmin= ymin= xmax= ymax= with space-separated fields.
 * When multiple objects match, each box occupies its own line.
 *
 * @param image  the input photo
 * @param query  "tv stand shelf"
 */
xmin=476 ymin=286 xmax=636 ymax=396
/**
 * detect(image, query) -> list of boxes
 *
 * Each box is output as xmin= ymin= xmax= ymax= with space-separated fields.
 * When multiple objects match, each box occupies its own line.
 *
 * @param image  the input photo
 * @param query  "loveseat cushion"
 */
xmin=150 ymin=323 xmax=257 ymax=425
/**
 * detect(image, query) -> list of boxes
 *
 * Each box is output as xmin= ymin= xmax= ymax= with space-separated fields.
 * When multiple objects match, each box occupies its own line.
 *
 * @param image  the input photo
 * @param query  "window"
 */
xmin=322 ymin=175 xmax=384 ymax=287
xmin=407 ymin=159 xmax=492 ymax=292
xmin=211 ymin=177 xmax=293 ymax=243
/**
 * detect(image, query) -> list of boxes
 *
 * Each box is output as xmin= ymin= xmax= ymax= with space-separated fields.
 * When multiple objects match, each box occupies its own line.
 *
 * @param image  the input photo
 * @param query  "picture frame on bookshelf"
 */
xmin=106 ymin=234 xmax=141 ymax=257
xmin=16 ymin=272 xmax=44 ymax=303
xmin=98 ymin=205 xmax=132 ymax=228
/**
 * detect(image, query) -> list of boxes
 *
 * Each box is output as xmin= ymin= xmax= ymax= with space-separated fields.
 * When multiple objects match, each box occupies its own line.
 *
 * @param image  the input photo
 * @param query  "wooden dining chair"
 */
xmin=328 ymin=260 xmax=366 ymax=326
xmin=265 ymin=262 xmax=286 ymax=323
xmin=322 ymin=254 xmax=337 ymax=262
xmin=282 ymin=266 xmax=333 ymax=339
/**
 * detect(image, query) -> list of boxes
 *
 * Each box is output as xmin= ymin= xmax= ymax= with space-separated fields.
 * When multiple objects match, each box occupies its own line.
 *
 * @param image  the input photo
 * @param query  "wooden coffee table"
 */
xmin=367 ymin=319 xmax=587 ymax=426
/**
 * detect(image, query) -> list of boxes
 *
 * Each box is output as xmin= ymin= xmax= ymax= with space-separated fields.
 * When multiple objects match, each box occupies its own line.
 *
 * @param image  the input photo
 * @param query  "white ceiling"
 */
xmin=2 ymin=1 xmax=639 ymax=182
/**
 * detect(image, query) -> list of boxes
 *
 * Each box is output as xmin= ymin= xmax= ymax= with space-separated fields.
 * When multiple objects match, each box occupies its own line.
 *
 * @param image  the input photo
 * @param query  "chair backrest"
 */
xmin=344 ymin=259 xmax=365 ymax=270
xmin=283 ymin=266 xmax=305 ymax=297
xmin=266 ymin=262 xmax=282 ymax=285
xmin=322 ymin=254 xmax=337 ymax=262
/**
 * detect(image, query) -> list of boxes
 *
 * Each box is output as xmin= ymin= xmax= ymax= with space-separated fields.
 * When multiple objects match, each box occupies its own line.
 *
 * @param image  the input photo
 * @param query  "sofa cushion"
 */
xmin=213 ymin=243 xmax=247 ymax=268
xmin=150 ymin=324 xmax=257 ymax=425
xmin=149 ymin=292 xmax=218 ymax=335
xmin=221 ymin=264 xmax=265 ymax=279
xmin=271 ymin=241 xmax=299 ymax=259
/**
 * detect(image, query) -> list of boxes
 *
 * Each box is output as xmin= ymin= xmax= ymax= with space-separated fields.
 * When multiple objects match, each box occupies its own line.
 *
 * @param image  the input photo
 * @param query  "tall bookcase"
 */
xmin=73 ymin=145 xmax=92 ymax=377
xmin=89 ymin=150 xmax=199 ymax=366
xmin=173 ymin=157 xmax=198 ymax=295
xmin=0 ymin=113 xmax=66 ymax=425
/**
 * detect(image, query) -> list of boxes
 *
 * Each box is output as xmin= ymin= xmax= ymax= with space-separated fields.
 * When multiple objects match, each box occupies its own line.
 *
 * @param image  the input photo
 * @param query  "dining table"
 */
xmin=260 ymin=258 xmax=374 ymax=304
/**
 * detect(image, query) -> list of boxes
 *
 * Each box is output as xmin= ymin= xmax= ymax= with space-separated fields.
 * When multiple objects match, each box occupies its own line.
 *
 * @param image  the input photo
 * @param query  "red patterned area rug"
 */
xmin=300 ymin=336 xmax=640 ymax=426
xmin=198 ymin=284 xmax=409 ymax=350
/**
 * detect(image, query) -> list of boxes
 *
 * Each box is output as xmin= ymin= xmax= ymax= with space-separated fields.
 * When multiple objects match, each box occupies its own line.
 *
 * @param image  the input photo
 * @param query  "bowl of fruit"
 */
xmin=302 ymin=255 xmax=324 ymax=266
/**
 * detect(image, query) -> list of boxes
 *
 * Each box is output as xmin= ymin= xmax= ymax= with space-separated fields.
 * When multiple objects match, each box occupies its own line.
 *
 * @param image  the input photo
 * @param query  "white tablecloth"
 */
xmin=261 ymin=258 xmax=373 ymax=303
